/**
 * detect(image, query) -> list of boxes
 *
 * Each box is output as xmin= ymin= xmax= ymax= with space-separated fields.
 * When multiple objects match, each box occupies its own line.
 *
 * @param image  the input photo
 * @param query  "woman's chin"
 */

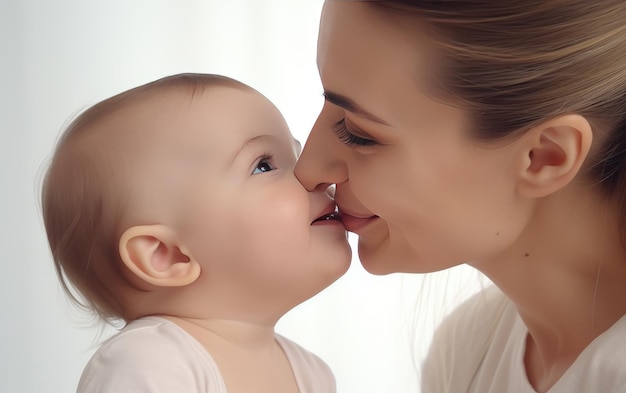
xmin=357 ymin=238 xmax=452 ymax=274
xmin=357 ymin=241 xmax=398 ymax=275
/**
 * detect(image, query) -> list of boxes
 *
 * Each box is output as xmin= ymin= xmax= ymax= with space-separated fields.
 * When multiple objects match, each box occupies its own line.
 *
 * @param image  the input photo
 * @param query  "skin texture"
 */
xmin=48 ymin=79 xmax=351 ymax=393
xmin=117 ymin=86 xmax=351 ymax=393
xmin=116 ymin=86 xmax=351 ymax=322
xmin=298 ymin=1 xmax=540 ymax=275
xmin=294 ymin=1 xmax=626 ymax=391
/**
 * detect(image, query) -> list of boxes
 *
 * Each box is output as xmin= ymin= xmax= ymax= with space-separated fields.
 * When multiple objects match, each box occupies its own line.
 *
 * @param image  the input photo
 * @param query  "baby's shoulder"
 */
xmin=276 ymin=335 xmax=332 ymax=372
xmin=77 ymin=317 xmax=224 ymax=392
xmin=99 ymin=317 xmax=186 ymax=350
xmin=275 ymin=335 xmax=337 ymax=391
xmin=97 ymin=317 xmax=196 ymax=354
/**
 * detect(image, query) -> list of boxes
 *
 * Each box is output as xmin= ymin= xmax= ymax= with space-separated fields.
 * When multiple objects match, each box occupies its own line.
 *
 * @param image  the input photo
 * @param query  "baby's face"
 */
xmin=124 ymin=86 xmax=351 ymax=319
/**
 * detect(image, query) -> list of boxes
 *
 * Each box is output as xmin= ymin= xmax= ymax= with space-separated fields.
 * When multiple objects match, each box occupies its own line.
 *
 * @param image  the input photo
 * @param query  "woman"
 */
xmin=295 ymin=1 xmax=626 ymax=392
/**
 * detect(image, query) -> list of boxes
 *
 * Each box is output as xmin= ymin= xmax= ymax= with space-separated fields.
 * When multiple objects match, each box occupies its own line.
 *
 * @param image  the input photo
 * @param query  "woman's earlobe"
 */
xmin=516 ymin=114 xmax=592 ymax=198
xmin=118 ymin=224 xmax=201 ymax=287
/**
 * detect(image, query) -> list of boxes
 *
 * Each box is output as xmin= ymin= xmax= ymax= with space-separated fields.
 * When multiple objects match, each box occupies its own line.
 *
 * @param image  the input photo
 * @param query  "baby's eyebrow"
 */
xmin=323 ymin=91 xmax=391 ymax=126
xmin=229 ymin=134 xmax=279 ymax=167
xmin=230 ymin=135 xmax=265 ymax=165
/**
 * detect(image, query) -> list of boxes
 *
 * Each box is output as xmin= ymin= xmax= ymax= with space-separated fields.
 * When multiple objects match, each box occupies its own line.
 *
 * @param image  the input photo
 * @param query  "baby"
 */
xmin=41 ymin=73 xmax=351 ymax=393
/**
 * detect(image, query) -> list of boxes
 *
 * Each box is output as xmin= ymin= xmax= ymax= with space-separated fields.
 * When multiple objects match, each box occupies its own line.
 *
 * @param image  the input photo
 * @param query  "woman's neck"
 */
xmin=472 ymin=186 xmax=626 ymax=391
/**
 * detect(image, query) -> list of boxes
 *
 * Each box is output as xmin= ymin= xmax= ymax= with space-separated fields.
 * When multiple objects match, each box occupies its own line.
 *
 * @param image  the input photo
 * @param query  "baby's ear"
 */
xmin=119 ymin=224 xmax=200 ymax=287
xmin=516 ymin=114 xmax=592 ymax=198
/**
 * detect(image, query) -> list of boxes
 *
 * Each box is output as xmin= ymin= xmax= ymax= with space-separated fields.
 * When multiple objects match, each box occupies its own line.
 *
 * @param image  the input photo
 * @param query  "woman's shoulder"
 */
xmin=435 ymin=285 xmax=512 ymax=341
xmin=421 ymin=285 xmax=516 ymax=392
xmin=553 ymin=314 xmax=626 ymax=392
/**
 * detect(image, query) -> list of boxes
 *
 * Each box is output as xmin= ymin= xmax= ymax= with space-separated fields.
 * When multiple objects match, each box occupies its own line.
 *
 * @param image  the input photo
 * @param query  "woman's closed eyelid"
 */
xmin=333 ymin=118 xmax=379 ymax=147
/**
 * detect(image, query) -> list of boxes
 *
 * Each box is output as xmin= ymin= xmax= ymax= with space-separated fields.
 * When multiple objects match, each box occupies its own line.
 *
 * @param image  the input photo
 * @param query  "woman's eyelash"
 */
xmin=334 ymin=119 xmax=378 ymax=147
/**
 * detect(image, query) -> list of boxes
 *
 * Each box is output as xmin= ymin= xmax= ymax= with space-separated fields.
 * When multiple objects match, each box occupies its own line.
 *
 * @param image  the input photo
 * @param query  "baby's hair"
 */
xmin=41 ymin=73 xmax=249 ymax=325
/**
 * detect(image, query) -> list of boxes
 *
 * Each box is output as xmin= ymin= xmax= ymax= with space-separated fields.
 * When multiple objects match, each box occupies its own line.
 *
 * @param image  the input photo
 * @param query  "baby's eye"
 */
xmin=252 ymin=158 xmax=275 ymax=174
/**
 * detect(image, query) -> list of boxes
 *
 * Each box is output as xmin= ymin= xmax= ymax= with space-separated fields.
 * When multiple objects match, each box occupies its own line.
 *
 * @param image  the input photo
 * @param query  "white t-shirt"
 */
xmin=422 ymin=286 xmax=626 ymax=393
xmin=77 ymin=316 xmax=335 ymax=393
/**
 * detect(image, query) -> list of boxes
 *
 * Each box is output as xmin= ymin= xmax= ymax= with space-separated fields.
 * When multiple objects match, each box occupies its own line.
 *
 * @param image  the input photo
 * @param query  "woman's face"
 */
xmin=295 ymin=1 xmax=531 ymax=274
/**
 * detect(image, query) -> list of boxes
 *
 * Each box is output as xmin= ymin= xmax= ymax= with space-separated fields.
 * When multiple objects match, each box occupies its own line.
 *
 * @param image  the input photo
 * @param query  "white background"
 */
xmin=0 ymin=1 xmax=486 ymax=392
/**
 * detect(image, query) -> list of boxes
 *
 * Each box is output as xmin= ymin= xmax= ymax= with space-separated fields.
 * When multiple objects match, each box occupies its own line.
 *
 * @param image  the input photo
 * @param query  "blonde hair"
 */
xmin=368 ymin=0 xmax=626 ymax=236
xmin=41 ymin=73 xmax=248 ymax=324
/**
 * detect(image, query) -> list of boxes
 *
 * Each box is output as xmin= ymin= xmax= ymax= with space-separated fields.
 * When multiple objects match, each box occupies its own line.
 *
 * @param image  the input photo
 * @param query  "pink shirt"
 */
xmin=77 ymin=316 xmax=336 ymax=392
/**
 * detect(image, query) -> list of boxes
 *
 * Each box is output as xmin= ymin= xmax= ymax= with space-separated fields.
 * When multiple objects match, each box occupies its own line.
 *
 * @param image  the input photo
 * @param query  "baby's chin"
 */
xmin=296 ymin=262 xmax=351 ymax=302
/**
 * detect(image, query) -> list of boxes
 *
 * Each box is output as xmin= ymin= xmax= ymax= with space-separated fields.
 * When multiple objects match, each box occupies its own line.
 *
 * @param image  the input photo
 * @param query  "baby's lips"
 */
xmin=311 ymin=202 xmax=340 ymax=224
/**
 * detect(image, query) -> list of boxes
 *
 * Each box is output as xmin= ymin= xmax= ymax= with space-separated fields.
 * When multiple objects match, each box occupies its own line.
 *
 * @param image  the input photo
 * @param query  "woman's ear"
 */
xmin=516 ymin=114 xmax=592 ymax=198
xmin=119 ymin=224 xmax=200 ymax=287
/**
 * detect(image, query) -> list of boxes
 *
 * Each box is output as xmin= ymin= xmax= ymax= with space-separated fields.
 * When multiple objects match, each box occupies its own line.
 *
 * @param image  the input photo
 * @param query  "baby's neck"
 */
xmin=161 ymin=315 xmax=299 ymax=393
xmin=161 ymin=315 xmax=278 ymax=351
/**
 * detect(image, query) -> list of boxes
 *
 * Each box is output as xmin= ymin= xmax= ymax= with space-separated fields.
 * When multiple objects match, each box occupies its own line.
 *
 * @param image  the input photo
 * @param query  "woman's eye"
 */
xmin=252 ymin=158 xmax=275 ymax=174
xmin=333 ymin=119 xmax=378 ymax=147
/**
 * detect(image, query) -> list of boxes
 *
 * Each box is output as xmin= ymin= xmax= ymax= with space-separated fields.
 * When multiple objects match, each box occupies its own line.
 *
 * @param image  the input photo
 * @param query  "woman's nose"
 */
xmin=295 ymin=121 xmax=348 ymax=192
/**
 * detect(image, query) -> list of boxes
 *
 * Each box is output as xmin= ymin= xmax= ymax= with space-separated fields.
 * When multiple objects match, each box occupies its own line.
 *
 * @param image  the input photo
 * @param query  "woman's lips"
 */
xmin=339 ymin=209 xmax=379 ymax=233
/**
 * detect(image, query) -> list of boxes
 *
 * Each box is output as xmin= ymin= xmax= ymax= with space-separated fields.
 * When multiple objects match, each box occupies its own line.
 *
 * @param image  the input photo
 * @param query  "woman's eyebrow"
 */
xmin=323 ymin=91 xmax=391 ymax=126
